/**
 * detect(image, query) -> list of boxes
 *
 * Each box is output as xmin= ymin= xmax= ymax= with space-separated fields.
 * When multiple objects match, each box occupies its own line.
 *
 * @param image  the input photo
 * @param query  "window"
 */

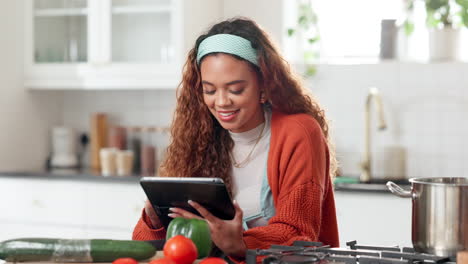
xmin=283 ymin=0 xmax=405 ymax=61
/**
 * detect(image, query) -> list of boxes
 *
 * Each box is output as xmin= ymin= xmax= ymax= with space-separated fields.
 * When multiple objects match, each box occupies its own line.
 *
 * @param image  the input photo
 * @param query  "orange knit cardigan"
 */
xmin=132 ymin=111 xmax=339 ymax=249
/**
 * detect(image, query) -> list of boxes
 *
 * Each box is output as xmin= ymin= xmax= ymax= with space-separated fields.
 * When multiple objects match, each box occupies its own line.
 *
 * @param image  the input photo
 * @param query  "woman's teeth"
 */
xmin=219 ymin=111 xmax=237 ymax=117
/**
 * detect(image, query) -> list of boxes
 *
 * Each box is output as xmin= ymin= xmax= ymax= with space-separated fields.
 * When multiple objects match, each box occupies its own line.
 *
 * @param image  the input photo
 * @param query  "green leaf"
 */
xmin=297 ymin=3 xmax=318 ymax=29
xmin=426 ymin=11 xmax=440 ymax=27
xmin=406 ymin=0 xmax=415 ymax=11
xmin=305 ymin=65 xmax=317 ymax=77
xmin=304 ymin=51 xmax=319 ymax=62
xmin=308 ymin=36 xmax=320 ymax=44
xmin=462 ymin=8 xmax=468 ymax=27
xmin=404 ymin=20 xmax=415 ymax=35
xmin=298 ymin=15 xmax=308 ymax=27
xmin=456 ymin=0 xmax=468 ymax=8
xmin=426 ymin=0 xmax=449 ymax=11
xmin=287 ymin=28 xmax=295 ymax=36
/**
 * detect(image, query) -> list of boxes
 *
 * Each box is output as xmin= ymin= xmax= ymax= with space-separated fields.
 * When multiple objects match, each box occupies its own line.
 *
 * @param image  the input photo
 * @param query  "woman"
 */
xmin=133 ymin=17 xmax=339 ymax=259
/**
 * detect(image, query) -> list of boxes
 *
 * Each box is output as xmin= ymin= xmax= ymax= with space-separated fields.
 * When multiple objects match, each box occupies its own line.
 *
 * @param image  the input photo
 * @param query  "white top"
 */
xmin=229 ymin=110 xmax=272 ymax=220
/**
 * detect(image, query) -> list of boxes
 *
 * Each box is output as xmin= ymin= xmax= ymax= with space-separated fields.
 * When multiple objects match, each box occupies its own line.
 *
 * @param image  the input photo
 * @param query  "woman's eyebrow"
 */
xmin=201 ymin=80 xmax=247 ymax=87
xmin=226 ymin=80 xmax=247 ymax=86
xmin=201 ymin=80 xmax=214 ymax=86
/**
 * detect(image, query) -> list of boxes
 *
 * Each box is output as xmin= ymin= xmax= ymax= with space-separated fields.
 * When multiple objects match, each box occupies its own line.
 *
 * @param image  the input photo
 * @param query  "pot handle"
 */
xmin=386 ymin=181 xmax=413 ymax=198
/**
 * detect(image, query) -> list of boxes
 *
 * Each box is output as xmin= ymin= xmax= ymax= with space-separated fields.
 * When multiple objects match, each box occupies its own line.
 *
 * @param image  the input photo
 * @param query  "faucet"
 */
xmin=360 ymin=87 xmax=387 ymax=183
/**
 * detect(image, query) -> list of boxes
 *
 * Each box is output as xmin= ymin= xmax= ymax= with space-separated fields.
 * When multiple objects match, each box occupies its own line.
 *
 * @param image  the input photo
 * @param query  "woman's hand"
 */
xmin=168 ymin=200 xmax=246 ymax=258
xmin=144 ymin=200 xmax=163 ymax=228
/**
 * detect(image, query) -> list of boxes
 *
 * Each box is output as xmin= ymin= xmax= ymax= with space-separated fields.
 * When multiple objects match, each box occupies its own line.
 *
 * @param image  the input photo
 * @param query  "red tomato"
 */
xmin=149 ymin=257 xmax=176 ymax=264
xmin=199 ymin=257 xmax=228 ymax=264
xmin=112 ymin=258 xmax=138 ymax=264
xmin=163 ymin=235 xmax=198 ymax=264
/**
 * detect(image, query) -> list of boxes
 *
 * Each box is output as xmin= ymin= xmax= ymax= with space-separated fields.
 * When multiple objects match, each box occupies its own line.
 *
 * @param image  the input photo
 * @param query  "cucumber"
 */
xmin=90 ymin=239 xmax=156 ymax=262
xmin=0 ymin=238 xmax=157 ymax=262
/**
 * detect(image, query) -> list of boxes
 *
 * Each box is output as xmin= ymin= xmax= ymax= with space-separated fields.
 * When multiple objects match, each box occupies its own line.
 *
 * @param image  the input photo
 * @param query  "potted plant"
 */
xmin=404 ymin=0 xmax=468 ymax=60
xmin=286 ymin=0 xmax=320 ymax=77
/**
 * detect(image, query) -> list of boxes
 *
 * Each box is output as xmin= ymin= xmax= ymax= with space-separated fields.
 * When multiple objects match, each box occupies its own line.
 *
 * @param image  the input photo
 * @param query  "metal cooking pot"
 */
xmin=387 ymin=177 xmax=468 ymax=257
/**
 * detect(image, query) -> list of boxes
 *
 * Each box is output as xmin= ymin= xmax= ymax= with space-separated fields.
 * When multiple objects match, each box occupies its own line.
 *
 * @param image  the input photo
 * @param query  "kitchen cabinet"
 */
xmin=24 ymin=0 xmax=221 ymax=90
xmin=0 ymin=176 xmax=146 ymax=241
xmin=334 ymin=191 xmax=412 ymax=247
xmin=83 ymin=181 xmax=146 ymax=239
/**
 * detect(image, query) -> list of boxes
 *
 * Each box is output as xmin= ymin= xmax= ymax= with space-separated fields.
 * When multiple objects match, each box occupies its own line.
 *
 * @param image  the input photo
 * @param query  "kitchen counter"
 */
xmin=0 ymin=171 xmax=411 ymax=193
xmin=0 ymin=172 xmax=147 ymax=242
xmin=3 ymin=251 xmax=169 ymax=264
xmin=333 ymin=177 xmax=411 ymax=193
xmin=0 ymin=170 xmax=141 ymax=184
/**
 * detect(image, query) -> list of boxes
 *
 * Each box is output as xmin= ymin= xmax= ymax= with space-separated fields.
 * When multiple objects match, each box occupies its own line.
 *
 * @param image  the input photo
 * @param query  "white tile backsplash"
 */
xmin=62 ymin=90 xmax=177 ymax=132
xmin=61 ymin=62 xmax=468 ymax=180
xmin=314 ymin=62 xmax=468 ymax=179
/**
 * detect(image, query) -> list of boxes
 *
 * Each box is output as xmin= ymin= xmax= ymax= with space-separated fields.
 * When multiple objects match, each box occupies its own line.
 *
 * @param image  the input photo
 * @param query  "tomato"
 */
xmin=163 ymin=235 xmax=198 ymax=264
xmin=148 ymin=257 xmax=176 ymax=264
xmin=112 ymin=258 xmax=138 ymax=264
xmin=199 ymin=257 xmax=228 ymax=264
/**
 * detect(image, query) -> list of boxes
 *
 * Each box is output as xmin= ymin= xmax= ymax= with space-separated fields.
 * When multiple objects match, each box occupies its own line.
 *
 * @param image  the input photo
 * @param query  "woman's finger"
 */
xmin=188 ymin=200 xmax=217 ymax=222
xmin=232 ymin=200 xmax=244 ymax=221
xmin=168 ymin=213 xmax=182 ymax=218
xmin=144 ymin=200 xmax=162 ymax=228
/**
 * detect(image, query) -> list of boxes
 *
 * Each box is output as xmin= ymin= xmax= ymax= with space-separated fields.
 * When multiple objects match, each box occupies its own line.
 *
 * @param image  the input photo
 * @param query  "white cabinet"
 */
xmin=24 ymin=0 xmax=221 ymax=90
xmin=334 ymin=191 xmax=412 ymax=247
xmin=83 ymin=181 xmax=147 ymax=239
xmin=0 ymin=176 xmax=146 ymax=241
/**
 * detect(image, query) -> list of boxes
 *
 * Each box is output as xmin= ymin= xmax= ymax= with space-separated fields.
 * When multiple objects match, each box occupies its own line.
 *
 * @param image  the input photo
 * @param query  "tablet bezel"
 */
xmin=140 ymin=177 xmax=235 ymax=228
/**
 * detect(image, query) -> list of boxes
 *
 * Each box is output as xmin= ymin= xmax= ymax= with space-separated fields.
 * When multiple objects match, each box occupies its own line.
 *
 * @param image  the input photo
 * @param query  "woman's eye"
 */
xmin=203 ymin=90 xmax=215 ymax=95
xmin=230 ymin=89 xmax=244 ymax=95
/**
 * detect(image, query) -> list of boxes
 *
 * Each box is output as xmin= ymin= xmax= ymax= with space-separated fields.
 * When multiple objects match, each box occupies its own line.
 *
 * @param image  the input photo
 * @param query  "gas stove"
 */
xmin=246 ymin=241 xmax=456 ymax=264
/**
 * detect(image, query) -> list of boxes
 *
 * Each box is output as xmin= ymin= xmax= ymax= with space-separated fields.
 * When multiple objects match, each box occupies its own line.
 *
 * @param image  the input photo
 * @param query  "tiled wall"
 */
xmin=62 ymin=90 xmax=177 ymax=130
xmin=311 ymin=62 xmax=468 ymax=179
xmin=62 ymin=90 xmax=176 ymax=168
xmin=62 ymin=62 xmax=468 ymax=180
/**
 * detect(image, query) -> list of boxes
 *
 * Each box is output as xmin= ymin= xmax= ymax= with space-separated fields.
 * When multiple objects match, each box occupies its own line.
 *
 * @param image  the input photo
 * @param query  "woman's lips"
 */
xmin=217 ymin=110 xmax=239 ymax=121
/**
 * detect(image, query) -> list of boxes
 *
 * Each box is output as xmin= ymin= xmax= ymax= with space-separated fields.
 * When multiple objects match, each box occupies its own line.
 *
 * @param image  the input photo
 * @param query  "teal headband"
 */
xmin=196 ymin=34 xmax=258 ymax=66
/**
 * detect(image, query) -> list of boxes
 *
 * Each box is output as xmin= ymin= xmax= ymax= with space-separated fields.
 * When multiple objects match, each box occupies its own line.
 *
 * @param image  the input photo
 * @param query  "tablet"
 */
xmin=140 ymin=177 xmax=235 ymax=228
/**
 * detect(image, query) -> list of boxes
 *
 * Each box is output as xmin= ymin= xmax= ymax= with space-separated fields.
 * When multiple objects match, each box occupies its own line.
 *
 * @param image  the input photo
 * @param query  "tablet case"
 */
xmin=140 ymin=177 xmax=235 ymax=228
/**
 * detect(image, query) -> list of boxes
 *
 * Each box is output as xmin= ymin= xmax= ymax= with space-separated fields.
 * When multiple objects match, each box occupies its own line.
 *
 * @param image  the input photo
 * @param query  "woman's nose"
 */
xmin=215 ymin=91 xmax=231 ymax=106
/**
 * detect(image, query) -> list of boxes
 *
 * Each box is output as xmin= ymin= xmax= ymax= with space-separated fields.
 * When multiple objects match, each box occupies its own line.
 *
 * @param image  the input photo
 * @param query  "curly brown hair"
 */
xmin=159 ymin=18 xmax=337 ymax=193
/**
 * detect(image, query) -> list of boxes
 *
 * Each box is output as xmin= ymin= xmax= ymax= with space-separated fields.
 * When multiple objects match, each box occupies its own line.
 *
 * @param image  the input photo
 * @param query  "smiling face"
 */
xmin=200 ymin=53 xmax=264 ymax=133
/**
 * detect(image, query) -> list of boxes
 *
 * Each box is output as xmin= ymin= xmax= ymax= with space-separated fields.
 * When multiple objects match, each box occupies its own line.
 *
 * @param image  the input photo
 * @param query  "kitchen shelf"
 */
xmin=34 ymin=8 xmax=88 ymax=17
xmin=24 ymin=63 xmax=180 ymax=90
xmin=112 ymin=5 xmax=171 ymax=14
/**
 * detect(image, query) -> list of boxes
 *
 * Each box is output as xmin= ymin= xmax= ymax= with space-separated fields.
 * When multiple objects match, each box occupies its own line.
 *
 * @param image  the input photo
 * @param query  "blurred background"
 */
xmin=0 ymin=0 xmax=467 ymax=247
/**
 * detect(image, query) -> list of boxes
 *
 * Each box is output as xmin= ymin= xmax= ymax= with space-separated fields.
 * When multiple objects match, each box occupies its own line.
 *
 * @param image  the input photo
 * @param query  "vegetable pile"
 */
xmin=0 ymin=218 xmax=223 ymax=264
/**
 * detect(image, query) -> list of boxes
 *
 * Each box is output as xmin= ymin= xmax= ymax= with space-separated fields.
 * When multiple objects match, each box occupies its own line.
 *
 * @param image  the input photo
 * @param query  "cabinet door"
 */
xmin=0 ymin=222 xmax=86 ymax=242
xmin=84 ymin=181 xmax=146 ymax=239
xmin=31 ymin=0 xmax=88 ymax=64
xmin=334 ymin=192 xmax=412 ymax=247
xmin=110 ymin=0 xmax=182 ymax=64
xmin=0 ymin=177 xmax=87 ymax=240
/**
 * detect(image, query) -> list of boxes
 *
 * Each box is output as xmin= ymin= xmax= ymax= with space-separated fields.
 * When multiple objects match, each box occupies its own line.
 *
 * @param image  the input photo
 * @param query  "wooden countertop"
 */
xmin=5 ymin=252 xmax=206 ymax=264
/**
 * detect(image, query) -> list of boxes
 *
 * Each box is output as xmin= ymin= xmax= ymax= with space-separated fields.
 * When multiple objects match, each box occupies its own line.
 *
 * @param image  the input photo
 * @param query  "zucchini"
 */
xmin=0 ymin=238 xmax=156 ymax=262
